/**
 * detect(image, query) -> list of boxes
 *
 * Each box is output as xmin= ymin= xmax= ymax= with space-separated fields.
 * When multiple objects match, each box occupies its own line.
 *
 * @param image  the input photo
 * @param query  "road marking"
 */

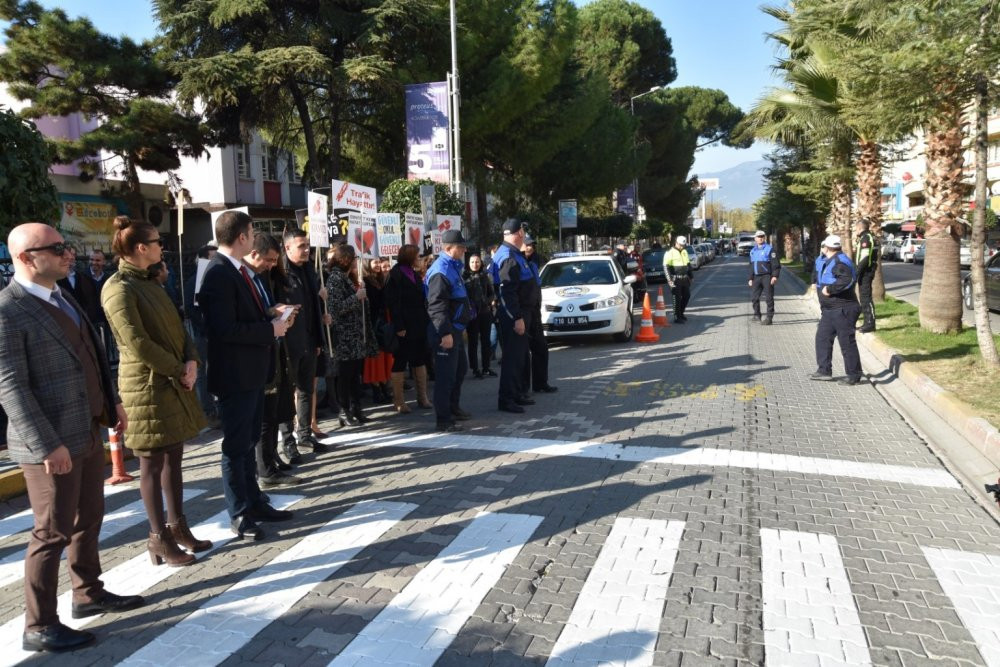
xmin=120 ymin=500 xmax=416 ymax=667
xmin=0 ymin=495 xmax=304 ymax=667
xmin=0 ymin=484 xmax=132 ymax=541
xmin=760 ymin=529 xmax=871 ymax=666
xmin=546 ymin=518 xmax=684 ymax=666
xmin=0 ymin=489 xmax=205 ymax=589
xmin=329 ymin=511 xmax=543 ymax=666
xmin=922 ymin=547 xmax=1000 ymax=667
xmin=321 ymin=431 xmax=961 ymax=489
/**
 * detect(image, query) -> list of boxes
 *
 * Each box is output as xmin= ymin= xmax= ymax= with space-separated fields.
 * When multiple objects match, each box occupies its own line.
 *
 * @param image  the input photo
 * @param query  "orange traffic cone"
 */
xmin=653 ymin=287 xmax=670 ymax=327
xmin=106 ymin=429 xmax=134 ymax=485
xmin=635 ymin=292 xmax=660 ymax=343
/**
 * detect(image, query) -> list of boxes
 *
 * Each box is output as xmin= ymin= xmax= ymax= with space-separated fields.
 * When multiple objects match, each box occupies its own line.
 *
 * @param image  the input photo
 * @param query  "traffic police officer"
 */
xmin=425 ymin=230 xmax=474 ymax=431
xmin=854 ymin=218 xmax=878 ymax=332
xmin=748 ymin=230 xmax=780 ymax=324
xmin=490 ymin=220 xmax=536 ymax=413
xmin=663 ymin=235 xmax=693 ymax=323
xmin=811 ymin=235 xmax=864 ymax=385
xmin=522 ymin=237 xmax=557 ymax=394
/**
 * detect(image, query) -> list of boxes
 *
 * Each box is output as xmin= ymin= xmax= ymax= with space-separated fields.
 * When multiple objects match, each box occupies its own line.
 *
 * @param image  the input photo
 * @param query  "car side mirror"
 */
xmin=623 ymin=275 xmax=637 ymax=285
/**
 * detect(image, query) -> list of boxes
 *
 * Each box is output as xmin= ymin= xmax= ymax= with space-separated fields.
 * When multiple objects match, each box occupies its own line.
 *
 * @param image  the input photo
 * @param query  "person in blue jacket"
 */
xmin=748 ymin=230 xmax=780 ymax=324
xmin=811 ymin=235 xmax=864 ymax=385
xmin=425 ymin=230 xmax=475 ymax=432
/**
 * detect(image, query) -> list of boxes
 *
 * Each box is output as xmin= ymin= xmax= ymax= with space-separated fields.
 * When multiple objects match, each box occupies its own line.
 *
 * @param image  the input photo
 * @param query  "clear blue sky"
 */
xmin=6 ymin=0 xmax=780 ymax=174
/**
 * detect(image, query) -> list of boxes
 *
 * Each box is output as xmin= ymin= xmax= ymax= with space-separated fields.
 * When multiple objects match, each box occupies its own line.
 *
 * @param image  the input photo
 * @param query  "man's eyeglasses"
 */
xmin=25 ymin=242 xmax=73 ymax=256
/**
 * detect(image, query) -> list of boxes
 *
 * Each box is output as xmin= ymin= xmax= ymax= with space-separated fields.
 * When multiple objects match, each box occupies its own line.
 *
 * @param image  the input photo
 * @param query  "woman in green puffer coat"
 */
xmin=101 ymin=216 xmax=209 ymax=567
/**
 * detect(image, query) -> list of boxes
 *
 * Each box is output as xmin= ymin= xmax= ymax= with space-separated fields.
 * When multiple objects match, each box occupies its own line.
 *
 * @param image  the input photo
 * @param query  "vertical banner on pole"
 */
xmin=419 ymin=184 xmax=437 ymax=232
xmin=307 ymin=191 xmax=330 ymax=248
xmin=376 ymin=213 xmax=402 ymax=259
xmin=405 ymin=82 xmax=451 ymax=184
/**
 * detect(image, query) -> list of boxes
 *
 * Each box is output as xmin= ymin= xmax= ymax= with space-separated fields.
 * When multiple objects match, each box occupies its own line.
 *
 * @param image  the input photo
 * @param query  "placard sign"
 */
xmin=430 ymin=230 xmax=443 ymax=255
xmin=347 ymin=211 xmax=363 ymax=256
xmin=358 ymin=214 xmax=378 ymax=259
xmin=376 ymin=213 xmax=402 ymax=258
xmin=435 ymin=214 xmax=461 ymax=234
xmin=405 ymin=212 xmax=425 ymax=250
xmin=307 ymin=192 xmax=329 ymax=248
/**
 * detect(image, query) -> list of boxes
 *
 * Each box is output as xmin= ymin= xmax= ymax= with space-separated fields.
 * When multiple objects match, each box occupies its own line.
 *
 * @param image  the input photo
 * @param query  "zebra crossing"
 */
xmin=0 ymin=488 xmax=997 ymax=665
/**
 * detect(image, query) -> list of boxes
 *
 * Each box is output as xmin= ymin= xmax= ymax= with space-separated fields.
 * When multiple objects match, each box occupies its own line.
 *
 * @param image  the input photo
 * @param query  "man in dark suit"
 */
xmin=0 ymin=223 xmax=144 ymax=653
xmin=197 ymin=211 xmax=294 ymax=540
xmin=56 ymin=252 xmax=102 ymax=325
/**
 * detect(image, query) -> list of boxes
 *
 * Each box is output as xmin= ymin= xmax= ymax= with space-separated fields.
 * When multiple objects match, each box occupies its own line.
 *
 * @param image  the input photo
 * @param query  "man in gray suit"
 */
xmin=0 ymin=223 xmax=144 ymax=653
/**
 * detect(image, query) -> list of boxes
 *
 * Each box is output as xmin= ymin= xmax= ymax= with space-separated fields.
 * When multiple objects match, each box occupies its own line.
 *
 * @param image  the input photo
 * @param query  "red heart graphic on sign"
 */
xmin=363 ymin=229 xmax=376 ymax=253
xmin=408 ymin=227 xmax=422 ymax=246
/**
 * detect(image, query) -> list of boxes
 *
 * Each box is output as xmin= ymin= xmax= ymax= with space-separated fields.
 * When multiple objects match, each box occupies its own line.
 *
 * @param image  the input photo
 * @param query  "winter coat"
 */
xmin=384 ymin=264 xmax=429 ymax=337
xmin=326 ymin=267 xmax=368 ymax=361
xmin=101 ymin=260 xmax=206 ymax=452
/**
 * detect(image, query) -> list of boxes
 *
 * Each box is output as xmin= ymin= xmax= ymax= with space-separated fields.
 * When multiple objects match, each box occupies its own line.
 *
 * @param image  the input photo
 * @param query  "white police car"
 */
xmin=539 ymin=251 xmax=636 ymax=341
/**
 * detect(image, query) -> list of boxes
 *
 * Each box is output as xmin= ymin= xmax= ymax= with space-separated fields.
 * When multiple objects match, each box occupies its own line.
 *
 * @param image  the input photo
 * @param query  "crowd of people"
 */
xmin=0 ymin=213 xmax=558 ymax=653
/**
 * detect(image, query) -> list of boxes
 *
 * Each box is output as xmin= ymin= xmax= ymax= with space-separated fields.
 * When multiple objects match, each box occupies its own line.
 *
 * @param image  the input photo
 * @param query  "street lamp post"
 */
xmin=629 ymin=86 xmax=662 ymax=226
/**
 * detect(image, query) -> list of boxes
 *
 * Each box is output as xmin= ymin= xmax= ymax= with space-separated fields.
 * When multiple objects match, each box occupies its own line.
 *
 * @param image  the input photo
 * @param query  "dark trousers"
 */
xmin=194 ymin=334 xmax=217 ymax=417
xmin=815 ymin=302 xmax=863 ymax=378
xmin=751 ymin=274 xmax=775 ymax=317
xmin=858 ymin=271 xmax=875 ymax=329
xmin=466 ymin=310 xmax=493 ymax=373
xmin=433 ymin=335 xmax=467 ymax=425
xmin=498 ymin=313 xmax=529 ymax=406
xmin=521 ymin=311 xmax=549 ymax=391
xmin=218 ymin=388 xmax=266 ymax=518
xmin=670 ymin=279 xmax=691 ymax=318
xmin=287 ymin=352 xmax=317 ymax=439
xmin=22 ymin=433 xmax=106 ymax=631
xmin=337 ymin=358 xmax=364 ymax=410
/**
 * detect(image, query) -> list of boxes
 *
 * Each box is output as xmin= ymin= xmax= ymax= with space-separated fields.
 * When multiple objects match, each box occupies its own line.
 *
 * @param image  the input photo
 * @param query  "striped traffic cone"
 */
xmin=105 ymin=429 xmax=134 ymax=485
xmin=653 ymin=287 xmax=670 ymax=327
xmin=635 ymin=292 xmax=660 ymax=343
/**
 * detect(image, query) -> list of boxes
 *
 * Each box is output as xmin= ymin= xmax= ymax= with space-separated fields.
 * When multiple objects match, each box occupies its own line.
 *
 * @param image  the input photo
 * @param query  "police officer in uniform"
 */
xmin=811 ymin=235 xmax=864 ymax=385
xmin=523 ymin=236 xmax=557 ymax=394
xmin=425 ymin=230 xmax=474 ymax=432
xmin=490 ymin=221 xmax=536 ymax=413
xmin=854 ymin=219 xmax=878 ymax=332
xmin=663 ymin=235 xmax=693 ymax=323
xmin=748 ymin=230 xmax=780 ymax=324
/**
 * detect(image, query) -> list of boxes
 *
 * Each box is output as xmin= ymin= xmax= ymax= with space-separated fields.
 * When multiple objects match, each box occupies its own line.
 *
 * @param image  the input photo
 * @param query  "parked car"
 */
xmin=882 ymin=239 xmax=902 ymax=261
xmin=959 ymin=241 xmax=998 ymax=268
xmin=913 ymin=244 xmax=925 ymax=264
xmin=641 ymin=248 xmax=666 ymax=283
xmin=685 ymin=245 xmax=702 ymax=270
xmin=899 ymin=237 xmax=924 ymax=263
xmin=737 ymin=234 xmax=755 ymax=256
xmin=962 ymin=252 xmax=1000 ymax=311
xmin=702 ymin=243 xmax=716 ymax=262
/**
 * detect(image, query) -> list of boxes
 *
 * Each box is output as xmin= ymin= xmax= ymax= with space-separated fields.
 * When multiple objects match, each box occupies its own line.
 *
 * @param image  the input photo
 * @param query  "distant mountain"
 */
xmin=696 ymin=159 xmax=768 ymax=211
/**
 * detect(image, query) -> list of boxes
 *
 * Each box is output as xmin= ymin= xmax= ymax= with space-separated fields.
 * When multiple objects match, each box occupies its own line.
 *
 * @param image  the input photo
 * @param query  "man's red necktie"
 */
xmin=239 ymin=265 xmax=266 ymax=315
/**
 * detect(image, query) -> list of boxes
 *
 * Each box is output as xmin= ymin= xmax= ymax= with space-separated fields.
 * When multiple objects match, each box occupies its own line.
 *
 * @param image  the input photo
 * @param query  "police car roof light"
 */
xmin=551 ymin=250 xmax=614 ymax=259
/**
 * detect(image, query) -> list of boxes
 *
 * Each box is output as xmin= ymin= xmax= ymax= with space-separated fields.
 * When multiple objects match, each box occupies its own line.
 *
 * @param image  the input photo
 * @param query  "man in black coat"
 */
xmin=57 ymin=255 xmax=102 ymax=326
xmin=198 ymin=211 xmax=294 ymax=541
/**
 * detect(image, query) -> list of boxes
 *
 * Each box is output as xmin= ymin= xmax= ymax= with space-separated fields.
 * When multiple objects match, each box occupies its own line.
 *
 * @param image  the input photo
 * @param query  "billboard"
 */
xmin=559 ymin=200 xmax=577 ymax=229
xmin=698 ymin=178 xmax=720 ymax=191
xmin=405 ymin=82 xmax=450 ymax=184
xmin=615 ymin=185 xmax=636 ymax=217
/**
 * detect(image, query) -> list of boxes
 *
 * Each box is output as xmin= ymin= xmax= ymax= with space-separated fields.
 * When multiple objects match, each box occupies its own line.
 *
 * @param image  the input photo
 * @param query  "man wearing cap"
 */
xmin=522 ymin=236 xmax=557 ymax=394
xmin=812 ymin=235 xmax=864 ymax=385
xmin=489 ymin=221 xmax=536 ymax=413
xmin=854 ymin=219 xmax=878 ymax=332
xmin=664 ymin=235 xmax=693 ymax=323
xmin=748 ymin=230 xmax=780 ymax=325
xmin=425 ymin=230 xmax=475 ymax=431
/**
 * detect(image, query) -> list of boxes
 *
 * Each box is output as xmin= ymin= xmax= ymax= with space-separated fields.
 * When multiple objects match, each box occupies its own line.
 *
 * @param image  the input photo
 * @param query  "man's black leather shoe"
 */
xmin=498 ymin=403 xmax=525 ymax=414
xmin=231 ymin=516 xmax=265 ymax=540
xmin=534 ymin=385 xmax=558 ymax=393
xmin=298 ymin=435 xmax=330 ymax=454
xmin=451 ymin=408 xmax=472 ymax=421
xmin=514 ymin=396 xmax=535 ymax=406
xmin=809 ymin=372 xmax=834 ymax=381
xmin=436 ymin=422 xmax=464 ymax=432
xmin=251 ymin=503 xmax=294 ymax=522
xmin=71 ymin=592 xmax=145 ymax=619
xmin=22 ymin=623 xmax=95 ymax=652
xmin=857 ymin=326 xmax=875 ymax=333
xmin=839 ymin=376 xmax=863 ymax=386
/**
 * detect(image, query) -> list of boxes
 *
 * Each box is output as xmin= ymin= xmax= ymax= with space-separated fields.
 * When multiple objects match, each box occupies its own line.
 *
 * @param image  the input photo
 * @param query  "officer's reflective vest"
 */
xmin=818 ymin=252 xmax=857 ymax=293
xmin=750 ymin=243 xmax=775 ymax=275
xmin=425 ymin=255 xmax=472 ymax=331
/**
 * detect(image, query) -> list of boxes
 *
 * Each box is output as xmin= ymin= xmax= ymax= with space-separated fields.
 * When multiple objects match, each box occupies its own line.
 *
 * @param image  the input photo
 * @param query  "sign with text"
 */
xmin=405 ymin=82 xmax=450 ymax=184
xmin=376 ymin=213 xmax=402 ymax=258
xmin=404 ymin=212 xmax=426 ymax=252
xmin=332 ymin=179 xmax=377 ymax=218
xmin=306 ymin=191 xmax=329 ymax=248
xmin=60 ymin=200 xmax=119 ymax=250
xmin=347 ymin=211 xmax=363 ymax=256
xmin=698 ymin=178 xmax=720 ymax=191
xmin=559 ymin=199 xmax=577 ymax=229
xmin=435 ymin=214 xmax=461 ymax=234
xmin=358 ymin=214 xmax=378 ymax=259
xmin=430 ymin=230 xmax=443 ymax=255
xmin=615 ymin=185 xmax=635 ymax=217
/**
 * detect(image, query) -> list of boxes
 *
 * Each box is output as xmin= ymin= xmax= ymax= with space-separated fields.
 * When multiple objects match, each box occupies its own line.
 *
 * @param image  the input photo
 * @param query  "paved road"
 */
xmin=0 ymin=256 xmax=998 ymax=666
xmin=881 ymin=260 xmax=1000 ymax=330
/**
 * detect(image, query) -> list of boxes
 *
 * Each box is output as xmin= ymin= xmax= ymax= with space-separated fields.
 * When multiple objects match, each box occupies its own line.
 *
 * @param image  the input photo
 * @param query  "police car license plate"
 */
xmin=554 ymin=316 xmax=588 ymax=325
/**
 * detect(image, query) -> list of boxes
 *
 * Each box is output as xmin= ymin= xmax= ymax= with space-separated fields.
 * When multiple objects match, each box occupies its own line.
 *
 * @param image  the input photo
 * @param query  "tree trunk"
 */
xmin=288 ymin=80 xmax=319 ymax=188
xmin=970 ymin=70 xmax=1000 ymax=365
xmin=782 ymin=227 xmax=800 ymax=261
xmin=123 ymin=156 xmax=145 ymax=221
xmin=856 ymin=139 xmax=886 ymax=302
xmin=830 ymin=177 xmax=853 ymax=256
xmin=918 ymin=110 xmax=965 ymax=334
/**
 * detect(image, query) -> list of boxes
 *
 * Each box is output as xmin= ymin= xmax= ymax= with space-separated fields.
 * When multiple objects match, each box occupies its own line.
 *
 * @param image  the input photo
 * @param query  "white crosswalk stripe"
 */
xmin=0 ymin=484 xmax=132 ymax=541
xmin=0 ymin=488 xmax=205 ymax=589
xmin=760 ymin=528 xmax=872 ymax=666
xmin=119 ymin=500 xmax=417 ymax=667
xmin=329 ymin=511 xmax=544 ymax=666
xmin=547 ymin=518 xmax=684 ymax=667
xmin=0 ymin=494 xmax=304 ymax=667
xmin=923 ymin=547 xmax=1000 ymax=667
